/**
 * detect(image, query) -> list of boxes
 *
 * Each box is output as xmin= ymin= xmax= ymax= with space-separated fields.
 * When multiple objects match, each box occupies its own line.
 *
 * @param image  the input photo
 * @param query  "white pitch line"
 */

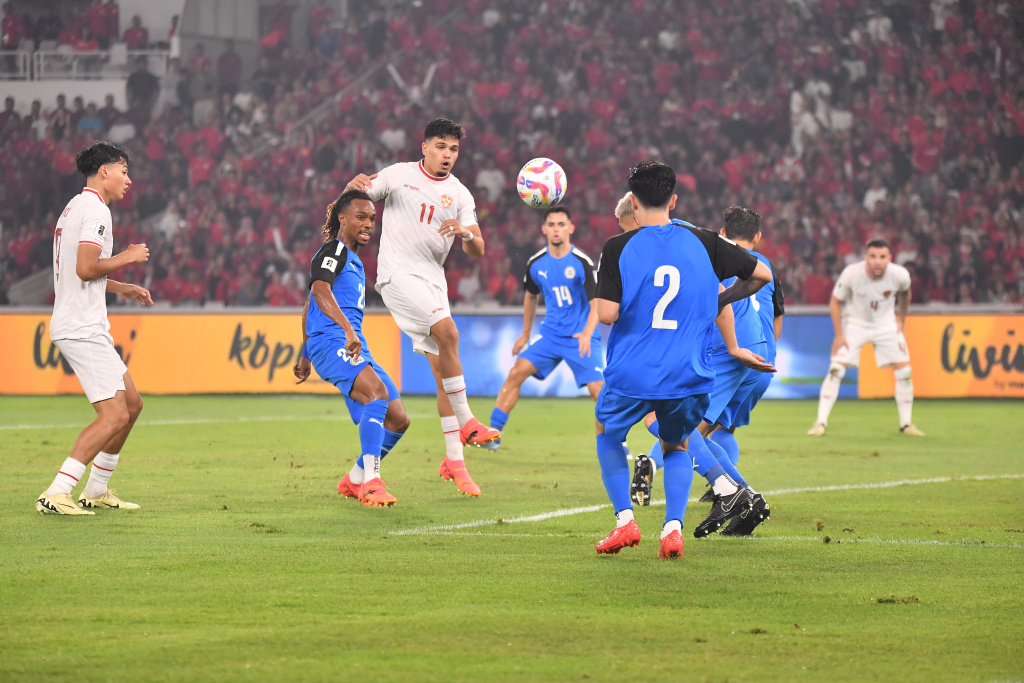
xmin=391 ymin=473 xmax=1024 ymax=536
xmin=0 ymin=413 xmax=436 ymax=431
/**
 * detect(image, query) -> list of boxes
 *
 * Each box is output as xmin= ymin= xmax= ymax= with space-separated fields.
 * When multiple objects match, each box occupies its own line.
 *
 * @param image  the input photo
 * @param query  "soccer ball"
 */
xmin=516 ymin=157 xmax=567 ymax=209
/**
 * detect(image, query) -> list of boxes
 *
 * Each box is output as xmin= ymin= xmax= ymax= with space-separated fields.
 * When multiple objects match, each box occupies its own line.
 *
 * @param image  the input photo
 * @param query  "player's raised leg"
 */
xmin=78 ymin=371 xmax=144 ymax=510
xmin=426 ymin=352 xmax=482 ymax=496
xmin=429 ymin=317 xmax=500 ymax=446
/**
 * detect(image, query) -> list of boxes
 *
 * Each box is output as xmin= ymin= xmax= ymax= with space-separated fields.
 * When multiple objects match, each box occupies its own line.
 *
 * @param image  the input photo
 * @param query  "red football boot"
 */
xmin=337 ymin=474 xmax=361 ymax=500
xmin=438 ymin=456 xmax=481 ymax=496
xmin=359 ymin=478 xmax=397 ymax=507
xmin=595 ymin=519 xmax=642 ymax=554
xmin=658 ymin=530 xmax=684 ymax=559
xmin=459 ymin=417 xmax=501 ymax=446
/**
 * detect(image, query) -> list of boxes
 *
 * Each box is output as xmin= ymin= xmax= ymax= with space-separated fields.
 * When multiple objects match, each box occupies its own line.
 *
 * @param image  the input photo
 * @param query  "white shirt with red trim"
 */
xmin=367 ymin=161 xmax=477 ymax=291
xmin=50 ymin=187 xmax=114 ymax=340
xmin=832 ymin=260 xmax=911 ymax=330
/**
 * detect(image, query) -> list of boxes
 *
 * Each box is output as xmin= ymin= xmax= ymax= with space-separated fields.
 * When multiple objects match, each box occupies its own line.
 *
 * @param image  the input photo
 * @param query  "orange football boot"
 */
xmin=595 ymin=519 xmax=642 ymax=554
xmin=438 ymin=456 xmax=481 ymax=496
xmin=459 ymin=417 xmax=501 ymax=446
xmin=658 ymin=530 xmax=684 ymax=559
xmin=359 ymin=478 xmax=397 ymax=507
xmin=337 ymin=474 xmax=362 ymax=500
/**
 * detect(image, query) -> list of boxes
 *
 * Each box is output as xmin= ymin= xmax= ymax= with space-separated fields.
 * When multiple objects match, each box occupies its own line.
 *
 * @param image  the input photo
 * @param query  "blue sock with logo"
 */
xmin=357 ymin=399 xmax=388 ymax=465
xmin=710 ymin=429 xmax=740 ymax=466
xmin=662 ymin=448 xmax=694 ymax=529
xmin=688 ymin=428 xmax=726 ymax=484
xmin=596 ymin=433 xmax=632 ymax=514
xmin=647 ymin=439 xmax=665 ymax=469
xmin=490 ymin=407 xmax=509 ymax=432
xmin=705 ymin=436 xmax=747 ymax=487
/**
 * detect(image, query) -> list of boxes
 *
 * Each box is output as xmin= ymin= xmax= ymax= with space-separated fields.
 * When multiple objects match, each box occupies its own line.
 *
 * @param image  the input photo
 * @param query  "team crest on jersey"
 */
xmin=440 ymin=194 xmax=453 ymax=208
xmin=564 ymin=266 xmax=576 ymax=279
xmin=883 ymin=290 xmax=892 ymax=298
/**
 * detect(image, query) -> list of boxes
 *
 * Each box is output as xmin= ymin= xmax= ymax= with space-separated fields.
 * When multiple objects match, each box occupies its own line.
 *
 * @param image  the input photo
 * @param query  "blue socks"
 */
xmin=647 ymin=420 xmax=659 ymax=438
xmin=688 ymin=428 xmax=724 ymax=481
xmin=647 ymin=439 xmax=664 ymax=469
xmin=358 ymin=427 xmax=403 ymax=469
xmin=662 ymin=448 xmax=693 ymax=529
xmin=356 ymin=399 xmax=388 ymax=462
xmin=596 ymin=433 xmax=632 ymax=514
xmin=705 ymin=436 xmax=748 ymax=487
xmin=709 ymin=430 xmax=739 ymax=465
xmin=490 ymin=407 xmax=509 ymax=432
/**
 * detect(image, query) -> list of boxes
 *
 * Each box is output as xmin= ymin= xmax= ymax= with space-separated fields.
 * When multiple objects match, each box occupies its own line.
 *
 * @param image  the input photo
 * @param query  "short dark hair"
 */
xmin=866 ymin=238 xmax=892 ymax=252
xmin=75 ymin=141 xmax=130 ymax=177
xmin=627 ymin=160 xmax=676 ymax=209
xmin=544 ymin=206 xmax=572 ymax=222
xmin=424 ymin=117 xmax=465 ymax=142
xmin=722 ymin=206 xmax=761 ymax=241
xmin=321 ymin=189 xmax=373 ymax=241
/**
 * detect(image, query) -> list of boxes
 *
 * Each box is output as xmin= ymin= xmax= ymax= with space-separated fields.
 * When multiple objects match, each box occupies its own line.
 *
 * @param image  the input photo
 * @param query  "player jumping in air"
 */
xmin=293 ymin=190 xmax=410 ymax=507
xmin=487 ymin=207 xmax=605 ymax=449
xmin=808 ymin=238 xmax=923 ymax=436
xmin=592 ymin=161 xmax=771 ymax=559
xmin=37 ymin=141 xmax=153 ymax=516
xmin=345 ymin=118 xmax=498 ymax=496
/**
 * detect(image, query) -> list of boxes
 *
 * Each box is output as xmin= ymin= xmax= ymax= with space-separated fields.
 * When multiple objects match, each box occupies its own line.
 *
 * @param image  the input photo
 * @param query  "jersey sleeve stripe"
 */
xmin=571 ymin=248 xmax=595 ymax=267
xmin=79 ymin=240 xmax=103 ymax=247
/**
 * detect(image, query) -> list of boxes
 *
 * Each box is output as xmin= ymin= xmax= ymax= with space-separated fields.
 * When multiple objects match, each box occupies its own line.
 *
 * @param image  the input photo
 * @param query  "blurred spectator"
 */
xmin=97 ymin=94 xmax=120 ymax=130
xmin=217 ymin=39 xmax=243 ymax=96
xmin=122 ymin=15 xmax=149 ymax=50
xmin=126 ymin=56 xmax=159 ymax=127
xmin=76 ymin=103 xmax=104 ymax=135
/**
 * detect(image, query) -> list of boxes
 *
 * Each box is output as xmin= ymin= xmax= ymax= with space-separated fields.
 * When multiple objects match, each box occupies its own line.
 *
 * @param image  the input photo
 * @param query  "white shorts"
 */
xmin=378 ymin=273 xmax=451 ymax=356
xmin=54 ymin=334 xmax=128 ymax=403
xmin=833 ymin=325 xmax=910 ymax=368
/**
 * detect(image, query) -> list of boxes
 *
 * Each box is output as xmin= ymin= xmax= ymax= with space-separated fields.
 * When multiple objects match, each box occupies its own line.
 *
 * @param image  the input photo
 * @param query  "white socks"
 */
xmin=46 ymin=457 xmax=87 ymax=496
xmin=362 ymin=455 xmax=381 ymax=482
xmin=83 ymin=451 xmax=119 ymax=498
xmin=815 ymin=364 xmax=846 ymax=425
xmin=348 ymin=462 xmax=365 ymax=485
xmin=441 ymin=415 xmax=464 ymax=461
xmin=441 ymin=376 xmax=474 ymax=427
xmin=894 ymin=366 xmax=914 ymax=427
xmin=661 ymin=519 xmax=682 ymax=539
xmin=712 ymin=475 xmax=739 ymax=496
xmin=615 ymin=509 xmax=634 ymax=527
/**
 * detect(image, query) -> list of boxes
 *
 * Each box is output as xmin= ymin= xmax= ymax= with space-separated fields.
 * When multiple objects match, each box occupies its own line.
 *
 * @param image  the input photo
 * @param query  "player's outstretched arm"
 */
xmin=344 ymin=173 xmax=378 ymax=193
xmin=310 ymin=281 xmax=362 ymax=360
xmin=596 ymin=298 xmax=619 ymax=325
xmin=438 ymin=220 xmax=485 ymax=258
xmin=76 ymin=242 xmax=149 ymax=281
xmin=513 ymin=291 xmax=538 ymax=355
xmin=716 ymin=294 xmax=776 ymax=373
xmin=106 ymin=279 xmax=153 ymax=305
xmin=829 ymin=295 xmax=846 ymax=355
xmin=718 ymin=259 xmax=772 ymax=311
xmin=574 ymin=298 xmax=600 ymax=357
xmin=294 ymin=294 xmax=312 ymax=384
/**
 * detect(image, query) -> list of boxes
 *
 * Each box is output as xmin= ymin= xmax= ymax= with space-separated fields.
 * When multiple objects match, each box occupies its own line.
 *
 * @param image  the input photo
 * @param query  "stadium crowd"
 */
xmin=2 ymin=0 xmax=1024 ymax=308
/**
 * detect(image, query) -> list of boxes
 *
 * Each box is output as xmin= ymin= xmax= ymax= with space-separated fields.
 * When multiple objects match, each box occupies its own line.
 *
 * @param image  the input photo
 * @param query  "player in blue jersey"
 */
xmin=710 ymin=207 xmax=785 ymax=535
xmin=632 ymin=207 xmax=777 ymax=537
xmin=592 ymin=161 xmax=772 ymax=559
xmin=487 ymin=207 xmax=604 ymax=449
xmin=293 ymin=190 xmax=410 ymax=508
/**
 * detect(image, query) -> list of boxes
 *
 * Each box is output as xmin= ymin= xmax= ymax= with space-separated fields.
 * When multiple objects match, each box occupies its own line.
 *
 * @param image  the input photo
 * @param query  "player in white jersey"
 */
xmin=808 ymin=238 xmax=924 ymax=436
xmin=36 ymin=142 xmax=153 ymax=516
xmin=344 ymin=118 xmax=500 ymax=497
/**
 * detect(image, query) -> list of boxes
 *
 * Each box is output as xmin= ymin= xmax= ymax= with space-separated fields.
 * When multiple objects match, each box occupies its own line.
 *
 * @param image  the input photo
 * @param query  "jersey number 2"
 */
xmin=652 ymin=265 xmax=680 ymax=330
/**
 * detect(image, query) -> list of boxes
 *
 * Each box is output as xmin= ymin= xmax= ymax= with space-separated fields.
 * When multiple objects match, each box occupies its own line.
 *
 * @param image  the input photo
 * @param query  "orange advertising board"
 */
xmin=858 ymin=315 xmax=1024 ymax=398
xmin=0 ymin=312 xmax=402 ymax=395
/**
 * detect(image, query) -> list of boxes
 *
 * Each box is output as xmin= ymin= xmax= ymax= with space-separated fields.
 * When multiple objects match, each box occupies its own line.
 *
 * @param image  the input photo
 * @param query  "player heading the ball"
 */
xmin=344 ymin=118 xmax=499 ymax=497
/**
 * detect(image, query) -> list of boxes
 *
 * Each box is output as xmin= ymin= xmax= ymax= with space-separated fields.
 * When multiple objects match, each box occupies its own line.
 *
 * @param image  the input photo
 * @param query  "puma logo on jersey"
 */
xmin=537 ymin=270 xmax=547 ymax=278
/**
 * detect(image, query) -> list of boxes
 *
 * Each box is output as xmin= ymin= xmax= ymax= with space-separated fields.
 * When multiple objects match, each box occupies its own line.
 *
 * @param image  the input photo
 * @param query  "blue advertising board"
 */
xmin=401 ymin=313 xmax=855 ymax=400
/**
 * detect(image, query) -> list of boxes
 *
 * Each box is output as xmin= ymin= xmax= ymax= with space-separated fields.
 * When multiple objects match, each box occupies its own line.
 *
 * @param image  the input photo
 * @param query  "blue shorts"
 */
xmin=731 ymin=369 xmax=772 ymax=428
xmin=309 ymin=335 xmax=400 ymax=424
xmin=595 ymin=385 xmax=710 ymax=443
xmin=518 ymin=333 xmax=605 ymax=388
xmin=705 ymin=342 xmax=767 ymax=429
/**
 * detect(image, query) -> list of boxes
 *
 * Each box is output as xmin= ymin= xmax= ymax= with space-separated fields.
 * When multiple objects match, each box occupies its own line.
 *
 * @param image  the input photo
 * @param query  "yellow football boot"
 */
xmin=36 ymin=492 xmax=94 ymax=515
xmin=78 ymin=489 xmax=140 ymax=510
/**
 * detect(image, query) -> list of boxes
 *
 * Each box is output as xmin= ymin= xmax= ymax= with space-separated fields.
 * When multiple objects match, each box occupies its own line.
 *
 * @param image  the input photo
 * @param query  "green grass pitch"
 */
xmin=1 ymin=395 xmax=1022 ymax=682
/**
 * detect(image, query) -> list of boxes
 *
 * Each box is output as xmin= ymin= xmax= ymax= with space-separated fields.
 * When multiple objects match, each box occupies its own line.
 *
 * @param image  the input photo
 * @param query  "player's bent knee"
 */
xmin=828 ymin=363 xmax=847 ymax=379
xmin=386 ymin=404 xmax=411 ymax=433
xmin=893 ymin=366 xmax=912 ymax=381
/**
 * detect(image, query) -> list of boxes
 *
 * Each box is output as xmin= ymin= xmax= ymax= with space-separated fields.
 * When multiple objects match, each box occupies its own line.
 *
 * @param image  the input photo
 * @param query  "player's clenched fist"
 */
xmin=126 ymin=243 xmax=149 ymax=263
xmin=344 ymin=173 xmax=378 ymax=193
